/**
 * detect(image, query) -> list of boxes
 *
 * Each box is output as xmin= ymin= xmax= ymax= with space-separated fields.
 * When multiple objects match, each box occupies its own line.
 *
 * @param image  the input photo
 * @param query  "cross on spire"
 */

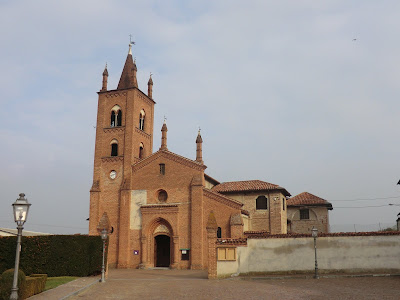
xmin=129 ymin=34 xmax=135 ymax=45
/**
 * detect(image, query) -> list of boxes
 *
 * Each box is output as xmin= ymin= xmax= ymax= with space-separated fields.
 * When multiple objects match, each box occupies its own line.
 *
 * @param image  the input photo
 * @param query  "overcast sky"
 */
xmin=1 ymin=0 xmax=400 ymax=234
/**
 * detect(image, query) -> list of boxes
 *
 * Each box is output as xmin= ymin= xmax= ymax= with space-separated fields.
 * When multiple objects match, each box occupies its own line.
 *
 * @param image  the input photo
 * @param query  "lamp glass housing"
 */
xmin=12 ymin=194 xmax=31 ymax=225
xmin=311 ymin=227 xmax=318 ymax=238
xmin=100 ymin=229 xmax=108 ymax=240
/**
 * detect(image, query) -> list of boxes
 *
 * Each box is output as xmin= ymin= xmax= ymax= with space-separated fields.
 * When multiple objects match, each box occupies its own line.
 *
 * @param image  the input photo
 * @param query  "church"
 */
xmin=88 ymin=44 xmax=332 ymax=270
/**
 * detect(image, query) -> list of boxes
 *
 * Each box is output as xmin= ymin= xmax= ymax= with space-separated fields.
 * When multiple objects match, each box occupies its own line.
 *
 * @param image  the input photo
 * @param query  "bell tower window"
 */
xmin=110 ymin=105 xmax=122 ymax=127
xmin=139 ymin=109 xmax=145 ymax=130
xmin=117 ymin=110 xmax=122 ymax=126
xmin=111 ymin=111 xmax=115 ymax=127
xmin=139 ymin=143 xmax=144 ymax=159
xmin=110 ymin=139 xmax=118 ymax=156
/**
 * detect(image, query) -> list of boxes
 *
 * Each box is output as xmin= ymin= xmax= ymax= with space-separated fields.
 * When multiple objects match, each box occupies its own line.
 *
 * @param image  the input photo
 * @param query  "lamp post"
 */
xmin=100 ymin=229 xmax=108 ymax=283
xmin=311 ymin=227 xmax=319 ymax=279
xmin=10 ymin=193 xmax=31 ymax=300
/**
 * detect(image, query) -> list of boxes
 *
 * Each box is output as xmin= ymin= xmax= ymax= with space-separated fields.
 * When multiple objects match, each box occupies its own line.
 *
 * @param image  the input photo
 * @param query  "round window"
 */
xmin=158 ymin=190 xmax=168 ymax=203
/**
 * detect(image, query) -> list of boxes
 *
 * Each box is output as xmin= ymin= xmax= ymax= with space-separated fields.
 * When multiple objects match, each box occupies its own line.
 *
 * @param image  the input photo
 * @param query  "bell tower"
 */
xmin=89 ymin=44 xmax=155 ymax=267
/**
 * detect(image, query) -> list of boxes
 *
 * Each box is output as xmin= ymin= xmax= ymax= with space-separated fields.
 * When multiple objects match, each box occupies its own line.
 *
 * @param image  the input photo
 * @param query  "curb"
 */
xmin=61 ymin=278 xmax=99 ymax=300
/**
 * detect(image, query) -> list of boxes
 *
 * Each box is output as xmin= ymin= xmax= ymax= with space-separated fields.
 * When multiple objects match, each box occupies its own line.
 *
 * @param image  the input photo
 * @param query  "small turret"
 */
xmin=148 ymin=73 xmax=153 ymax=98
xmin=101 ymin=64 xmax=108 ymax=91
xmin=196 ymin=129 xmax=203 ymax=164
xmin=160 ymin=119 xmax=168 ymax=151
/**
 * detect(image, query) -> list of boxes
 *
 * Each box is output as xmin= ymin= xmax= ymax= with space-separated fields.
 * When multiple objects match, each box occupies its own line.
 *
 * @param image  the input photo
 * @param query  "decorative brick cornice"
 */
xmin=137 ymin=92 xmax=154 ymax=106
xmin=203 ymin=188 xmax=243 ymax=209
xmin=103 ymin=126 xmax=125 ymax=133
xmin=135 ymin=127 xmax=151 ymax=139
xmin=101 ymin=156 xmax=124 ymax=163
xmin=141 ymin=204 xmax=179 ymax=215
xmin=132 ymin=150 xmax=206 ymax=172
xmin=104 ymin=92 xmax=127 ymax=98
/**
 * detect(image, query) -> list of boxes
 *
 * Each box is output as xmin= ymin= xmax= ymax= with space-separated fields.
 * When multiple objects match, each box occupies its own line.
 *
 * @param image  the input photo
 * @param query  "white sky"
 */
xmin=1 ymin=0 xmax=400 ymax=234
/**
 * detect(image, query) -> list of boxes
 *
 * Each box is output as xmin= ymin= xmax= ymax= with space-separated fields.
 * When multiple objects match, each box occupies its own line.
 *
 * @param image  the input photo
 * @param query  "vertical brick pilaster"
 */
xmin=190 ymin=174 xmax=204 ymax=269
xmin=89 ymin=191 xmax=100 ymax=235
xmin=230 ymin=213 xmax=244 ymax=239
xmin=117 ymin=189 xmax=131 ymax=268
xmin=171 ymin=236 xmax=179 ymax=269
xmin=206 ymin=211 xmax=218 ymax=279
xmin=139 ymin=236 xmax=147 ymax=269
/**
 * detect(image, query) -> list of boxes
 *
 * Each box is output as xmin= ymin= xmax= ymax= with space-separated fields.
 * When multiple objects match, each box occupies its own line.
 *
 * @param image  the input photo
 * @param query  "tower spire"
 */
xmin=160 ymin=118 xmax=168 ymax=151
xmin=117 ymin=41 xmax=138 ymax=90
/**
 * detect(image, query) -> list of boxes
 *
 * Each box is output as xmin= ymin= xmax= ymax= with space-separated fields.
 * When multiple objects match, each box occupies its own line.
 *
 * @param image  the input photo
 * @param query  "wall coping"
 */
xmin=216 ymin=238 xmax=247 ymax=246
xmin=245 ymin=231 xmax=400 ymax=239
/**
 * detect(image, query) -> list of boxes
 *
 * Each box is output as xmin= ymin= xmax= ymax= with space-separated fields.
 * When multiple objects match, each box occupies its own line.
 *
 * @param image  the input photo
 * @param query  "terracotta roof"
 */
xmin=204 ymin=174 xmax=220 ymax=185
xmin=212 ymin=180 xmax=290 ymax=196
xmin=241 ymin=209 xmax=250 ymax=216
xmin=203 ymin=188 xmax=243 ymax=208
xmin=287 ymin=192 xmax=333 ymax=209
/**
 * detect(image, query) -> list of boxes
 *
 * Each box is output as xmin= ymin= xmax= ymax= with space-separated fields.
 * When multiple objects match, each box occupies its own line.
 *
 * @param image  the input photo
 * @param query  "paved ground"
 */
xmin=55 ymin=269 xmax=400 ymax=300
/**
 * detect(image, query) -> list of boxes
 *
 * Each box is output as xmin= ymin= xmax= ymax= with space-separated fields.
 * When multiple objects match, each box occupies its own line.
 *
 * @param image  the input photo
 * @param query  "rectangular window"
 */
xmin=159 ymin=163 xmax=165 ymax=175
xmin=181 ymin=249 xmax=190 ymax=261
xmin=217 ymin=248 xmax=236 ymax=261
xmin=300 ymin=209 xmax=309 ymax=220
xmin=283 ymin=198 xmax=285 ymax=211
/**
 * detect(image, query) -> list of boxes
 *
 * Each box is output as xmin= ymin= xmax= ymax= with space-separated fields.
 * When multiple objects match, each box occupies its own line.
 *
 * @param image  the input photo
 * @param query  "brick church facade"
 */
xmin=89 ymin=45 xmax=332 ymax=269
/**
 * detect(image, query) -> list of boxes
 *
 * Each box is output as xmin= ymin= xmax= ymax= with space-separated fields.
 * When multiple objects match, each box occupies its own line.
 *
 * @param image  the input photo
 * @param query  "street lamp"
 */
xmin=100 ymin=229 xmax=108 ymax=283
xmin=10 ymin=193 xmax=31 ymax=300
xmin=311 ymin=227 xmax=319 ymax=279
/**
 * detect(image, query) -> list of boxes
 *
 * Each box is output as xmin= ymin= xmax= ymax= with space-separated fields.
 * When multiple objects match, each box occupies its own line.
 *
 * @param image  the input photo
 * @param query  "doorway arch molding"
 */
xmin=141 ymin=216 xmax=179 ymax=268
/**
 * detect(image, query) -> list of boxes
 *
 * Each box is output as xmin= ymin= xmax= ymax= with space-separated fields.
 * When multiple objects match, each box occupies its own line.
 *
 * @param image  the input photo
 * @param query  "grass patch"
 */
xmin=44 ymin=276 xmax=78 ymax=291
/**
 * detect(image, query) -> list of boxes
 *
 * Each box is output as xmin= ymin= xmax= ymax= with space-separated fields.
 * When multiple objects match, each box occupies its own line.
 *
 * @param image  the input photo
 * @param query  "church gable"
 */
xmin=131 ymin=150 xmax=205 ymax=205
xmin=132 ymin=150 xmax=206 ymax=173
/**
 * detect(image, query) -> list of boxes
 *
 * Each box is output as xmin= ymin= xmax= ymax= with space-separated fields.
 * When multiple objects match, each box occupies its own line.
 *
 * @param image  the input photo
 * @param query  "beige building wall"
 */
xmin=226 ymin=191 xmax=287 ymax=234
xmin=287 ymin=206 xmax=329 ymax=233
xmin=217 ymin=234 xmax=400 ymax=277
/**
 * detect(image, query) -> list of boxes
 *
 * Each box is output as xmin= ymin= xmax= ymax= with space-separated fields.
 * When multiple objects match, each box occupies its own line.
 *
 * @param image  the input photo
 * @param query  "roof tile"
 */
xmin=213 ymin=180 xmax=290 ymax=195
xmin=287 ymin=192 xmax=332 ymax=208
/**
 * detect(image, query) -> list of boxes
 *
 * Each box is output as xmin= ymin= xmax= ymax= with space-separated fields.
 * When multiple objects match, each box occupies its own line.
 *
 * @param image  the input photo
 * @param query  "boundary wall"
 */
xmin=210 ymin=232 xmax=400 ymax=278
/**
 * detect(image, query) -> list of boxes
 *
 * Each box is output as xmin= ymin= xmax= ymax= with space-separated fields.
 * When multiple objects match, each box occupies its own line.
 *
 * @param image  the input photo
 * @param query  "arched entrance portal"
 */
xmin=155 ymin=235 xmax=170 ymax=267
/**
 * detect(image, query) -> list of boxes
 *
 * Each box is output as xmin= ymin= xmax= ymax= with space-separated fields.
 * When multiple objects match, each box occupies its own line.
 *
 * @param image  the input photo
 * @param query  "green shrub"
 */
xmin=0 ymin=235 xmax=104 ymax=277
xmin=0 ymin=269 xmax=26 ymax=300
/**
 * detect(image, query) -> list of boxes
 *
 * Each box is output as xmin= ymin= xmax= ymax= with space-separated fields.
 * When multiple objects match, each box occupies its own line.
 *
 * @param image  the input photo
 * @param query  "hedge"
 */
xmin=20 ymin=274 xmax=47 ymax=299
xmin=0 ymin=235 xmax=104 ymax=277
xmin=0 ymin=270 xmax=47 ymax=300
